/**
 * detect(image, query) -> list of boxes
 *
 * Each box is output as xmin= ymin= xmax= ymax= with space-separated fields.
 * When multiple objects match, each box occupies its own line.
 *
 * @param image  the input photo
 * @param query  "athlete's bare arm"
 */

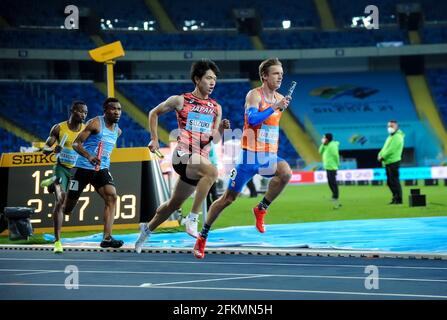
xmin=245 ymin=89 xmax=288 ymax=111
xmin=209 ymin=104 xmax=230 ymax=144
xmin=42 ymin=124 xmax=61 ymax=155
xmin=148 ymin=95 xmax=183 ymax=151
xmin=72 ymin=117 xmax=101 ymax=165
xmin=245 ymin=89 xmax=262 ymax=110
xmin=244 ymin=89 xmax=290 ymax=126
xmin=212 ymin=103 xmax=222 ymax=137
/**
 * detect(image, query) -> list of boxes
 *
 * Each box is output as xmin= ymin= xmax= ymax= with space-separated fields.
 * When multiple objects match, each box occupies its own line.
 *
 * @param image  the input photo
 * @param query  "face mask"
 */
xmin=321 ymin=137 xmax=326 ymax=144
xmin=387 ymin=127 xmax=395 ymax=134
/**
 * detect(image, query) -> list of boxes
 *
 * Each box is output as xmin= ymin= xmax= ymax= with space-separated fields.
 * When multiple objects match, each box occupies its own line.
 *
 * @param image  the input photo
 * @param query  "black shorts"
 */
xmin=67 ymin=167 xmax=115 ymax=199
xmin=172 ymin=150 xmax=199 ymax=186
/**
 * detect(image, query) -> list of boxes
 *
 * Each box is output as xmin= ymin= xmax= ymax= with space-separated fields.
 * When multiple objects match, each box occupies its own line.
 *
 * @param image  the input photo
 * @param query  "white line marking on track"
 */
xmin=14 ymin=271 xmax=59 ymax=276
xmin=149 ymin=285 xmax=447 ymax=299
xmin=1 ymin=269 xmax=447 ymax=283
xmin=146 ymin=275 xmax=271 ymax=287
xmin=0 ymin=282 xmax=446 ymax=299
xmin=1 ymin=257 xmax=447 ymax=270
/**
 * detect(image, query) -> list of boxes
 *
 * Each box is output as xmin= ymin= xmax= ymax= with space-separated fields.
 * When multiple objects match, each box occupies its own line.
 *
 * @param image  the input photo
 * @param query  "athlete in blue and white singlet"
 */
xmin=64 ymin=97 xmax=124 ymax=249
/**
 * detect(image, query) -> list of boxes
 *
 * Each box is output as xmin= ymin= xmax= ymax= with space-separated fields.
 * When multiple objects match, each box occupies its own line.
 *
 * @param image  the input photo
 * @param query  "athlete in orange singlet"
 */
xmin=193 ymin=58 xmax=292 ymax=259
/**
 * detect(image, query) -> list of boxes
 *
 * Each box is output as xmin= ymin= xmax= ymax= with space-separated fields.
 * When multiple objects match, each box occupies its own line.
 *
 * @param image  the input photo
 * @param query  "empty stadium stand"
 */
xmin=0 ymin=126 xmax=29 ymax=153
xmin=426 ymin=68 xmax=447 ymax=128
xmin=0 ymin=81 xmax=148 ymax=147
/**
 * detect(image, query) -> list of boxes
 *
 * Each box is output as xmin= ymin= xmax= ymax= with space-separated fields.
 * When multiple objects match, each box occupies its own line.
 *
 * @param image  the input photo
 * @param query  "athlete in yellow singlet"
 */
xmin=42 ymin=101 xmax=87 ymax=253
xmin=193 ymin=58 xmax=293 ymax=259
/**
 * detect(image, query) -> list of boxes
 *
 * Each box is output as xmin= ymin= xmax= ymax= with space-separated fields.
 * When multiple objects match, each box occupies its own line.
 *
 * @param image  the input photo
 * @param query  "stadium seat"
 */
xmin=0 ymin=127 xmax=29 ymax=154
xmin=0 ymin=82 xmax=148 ymax=148
xmin=426 ymin=68 xmax=447 ymax=128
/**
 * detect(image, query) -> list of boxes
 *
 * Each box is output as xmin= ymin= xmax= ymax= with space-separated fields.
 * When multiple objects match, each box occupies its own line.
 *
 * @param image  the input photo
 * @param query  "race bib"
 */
xmin=257 ymin=124 xmax=279 ymax=144
xmin=185 ymin=112 xmax=213 ymax=134
xmin=58 ymin=148 xmax=79 ymax=166
xmin=229 ymin=168 xmax=237 ymax=180
xmin=69 ymin=179 xmax=79 ymax=191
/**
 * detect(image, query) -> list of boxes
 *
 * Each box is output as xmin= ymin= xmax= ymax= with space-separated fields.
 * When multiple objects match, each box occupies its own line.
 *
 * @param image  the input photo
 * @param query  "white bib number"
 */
xmin=185 ymin=112 xmax=213 ymax=134
xmin=257 ymin=124 xmax=279 ymax=144
xmin=69 ymin=180 xmax=79 ymax=191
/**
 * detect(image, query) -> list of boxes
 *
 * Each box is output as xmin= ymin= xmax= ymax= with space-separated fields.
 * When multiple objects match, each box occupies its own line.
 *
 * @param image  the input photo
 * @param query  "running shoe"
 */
xmin=53 ymin=240 xmax=63 ymax=254
xmin=40 ymin=176 xmax=57 ymax=188
xmin=193 ymin=234 xmax=207 ymax=259
xmin=134 ymin=223 xmax=150 ymax=254
xmin=100 ymin=236 xmax=124 ymax=248
xmin=253 ymin=206 xmax=267 ymax=233
xmin=182 ymin=214 xmax=199 ymax=238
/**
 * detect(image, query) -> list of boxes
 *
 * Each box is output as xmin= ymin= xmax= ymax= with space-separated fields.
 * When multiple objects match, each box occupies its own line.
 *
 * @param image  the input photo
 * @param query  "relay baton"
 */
xmin=95 ymin=141 xmax=103 ymax=171
xmin=152 ymin=149 xmax=164 ymax=159
xmin=59 ymin=133 xmax=68 ymax=148
xmin=280 ymin=81 xmax=297 ymax=111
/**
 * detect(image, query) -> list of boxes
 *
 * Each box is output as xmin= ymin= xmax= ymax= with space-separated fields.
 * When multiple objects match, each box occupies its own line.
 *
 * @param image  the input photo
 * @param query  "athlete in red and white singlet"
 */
xmin=134 ymin=60 xmax=230 ymax=253
xmin=176 ymin=92 xmax=220 ymax=158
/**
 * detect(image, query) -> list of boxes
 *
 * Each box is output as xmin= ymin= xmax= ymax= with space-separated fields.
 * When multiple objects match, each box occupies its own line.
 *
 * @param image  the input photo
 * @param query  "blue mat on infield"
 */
xmin=44 ymin=216 xmax=447 ymax=253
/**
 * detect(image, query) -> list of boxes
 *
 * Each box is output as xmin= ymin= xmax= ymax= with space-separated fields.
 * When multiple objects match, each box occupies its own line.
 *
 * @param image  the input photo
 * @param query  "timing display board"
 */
xmin=0 ymin=147 xmax=173 ymax=232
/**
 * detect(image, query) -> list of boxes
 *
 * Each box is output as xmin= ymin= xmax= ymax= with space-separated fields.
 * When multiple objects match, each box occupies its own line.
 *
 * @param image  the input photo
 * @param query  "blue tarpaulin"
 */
xmin=44 ymin=216 xmax=447 ymax=253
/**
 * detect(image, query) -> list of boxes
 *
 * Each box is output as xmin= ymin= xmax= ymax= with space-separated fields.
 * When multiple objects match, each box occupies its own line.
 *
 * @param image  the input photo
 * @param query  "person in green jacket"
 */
xmin=319 ymin=133 xmax=341 ymax=208
xmin=378 ymin=120 xmax=405 ymax=204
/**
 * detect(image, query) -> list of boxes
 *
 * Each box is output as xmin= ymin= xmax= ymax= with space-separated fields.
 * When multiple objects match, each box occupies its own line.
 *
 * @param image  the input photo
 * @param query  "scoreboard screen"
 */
xmin=0 ymin=147 xmax=174 ymax=232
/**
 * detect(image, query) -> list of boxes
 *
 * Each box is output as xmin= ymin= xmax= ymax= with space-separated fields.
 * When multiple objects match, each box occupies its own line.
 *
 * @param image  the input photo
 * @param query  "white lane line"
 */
xmin=143 ymin=275 xmax=271 ymax=287
xmin=1 ymin=258 xmax=446 ymax=270
xmin=1 ymin=269 xmax=447 ymax=283
xmin=150 ymin=285 xmax=447 ymax=299
xmin=0 ymin=282 xmax=446 ymax=299
xmin=0 ymin=283 xmax=136 ymax=289
xmin=15 ymin=271 xmax=59 ymax=276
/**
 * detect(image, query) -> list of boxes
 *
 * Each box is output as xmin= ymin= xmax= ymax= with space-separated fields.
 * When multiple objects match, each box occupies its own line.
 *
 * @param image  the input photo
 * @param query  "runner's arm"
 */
xmin=72 ymin=118 xmax=100 ymax=165
xmin=245 ymin=90 xmax=272 ymax=126
xmin=42 ymin=124 xmax=60 ymax=155
xmin=210 ymin=104 xmax=223 ymax=143
xmin=148 ymin=95 xmax=183 ymax=142
xmin=245 ymin=91 xmax=289 ymax=126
